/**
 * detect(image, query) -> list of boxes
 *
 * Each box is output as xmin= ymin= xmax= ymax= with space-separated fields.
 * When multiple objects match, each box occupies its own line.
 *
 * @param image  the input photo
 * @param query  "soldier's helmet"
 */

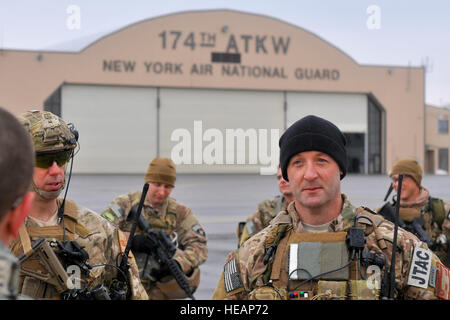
xmin=18 ymin=110 xmax=77 ymax=154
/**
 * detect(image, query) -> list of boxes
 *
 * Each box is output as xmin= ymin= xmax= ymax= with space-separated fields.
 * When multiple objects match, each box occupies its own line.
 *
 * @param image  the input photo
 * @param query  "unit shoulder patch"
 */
xmin=192 ymin=224 xmax=206 ymax=237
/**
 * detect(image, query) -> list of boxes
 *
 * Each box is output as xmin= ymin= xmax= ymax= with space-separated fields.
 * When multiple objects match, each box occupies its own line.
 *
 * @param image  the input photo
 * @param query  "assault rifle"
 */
xmin=129 ymin=207 xmax=196 ymax=300
xmin=18 ymin=238 xmax=70 ymax=294
xmin=111 ymin=182 xmax=149 ymax=300
xmin=18 ymin=238 xmax=111 ymax=300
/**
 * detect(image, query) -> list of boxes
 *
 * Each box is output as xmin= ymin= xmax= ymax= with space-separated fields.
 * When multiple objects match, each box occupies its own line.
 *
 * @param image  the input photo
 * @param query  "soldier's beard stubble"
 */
xmin=31 ymin=178 xmax=66 ymax=200
xmin=291 ymin=174 xmax=341 ymax=210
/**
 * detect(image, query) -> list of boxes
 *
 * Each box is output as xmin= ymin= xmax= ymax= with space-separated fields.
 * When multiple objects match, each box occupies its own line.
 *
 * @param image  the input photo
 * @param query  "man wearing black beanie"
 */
xmin=213 ymin=115 xmax=447 ymax=301
xmin=277 ymin=115 xmax=348 ymax=225
xmin=279 ymin=115 xmax=348 ymax=181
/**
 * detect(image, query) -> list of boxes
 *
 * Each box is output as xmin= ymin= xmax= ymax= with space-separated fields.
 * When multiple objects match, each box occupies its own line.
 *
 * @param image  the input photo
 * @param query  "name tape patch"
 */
xmin=407 ymin=247 xmax=432 ymax=289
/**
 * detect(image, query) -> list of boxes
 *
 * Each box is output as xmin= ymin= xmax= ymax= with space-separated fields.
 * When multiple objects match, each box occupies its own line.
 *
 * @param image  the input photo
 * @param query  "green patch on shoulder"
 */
xmin=101 ymin=210 xmax=116 ymax=223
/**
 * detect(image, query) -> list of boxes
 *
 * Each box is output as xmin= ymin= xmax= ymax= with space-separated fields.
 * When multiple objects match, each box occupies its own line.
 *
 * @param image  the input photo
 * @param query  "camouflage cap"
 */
xmin=18 ymin=110 xmax=77 ymax=154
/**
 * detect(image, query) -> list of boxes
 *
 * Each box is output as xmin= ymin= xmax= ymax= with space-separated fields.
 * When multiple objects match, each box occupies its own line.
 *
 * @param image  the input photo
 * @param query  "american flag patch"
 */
xmin=224 ymin=258 xmax=243 ymax=293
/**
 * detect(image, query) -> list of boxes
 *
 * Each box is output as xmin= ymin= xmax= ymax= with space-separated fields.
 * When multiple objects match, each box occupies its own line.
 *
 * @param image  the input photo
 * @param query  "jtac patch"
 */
xmin=224 ymin=258 xmax=243 ymax=293
xmin=407 ymin=247 xmax=432 ymax=289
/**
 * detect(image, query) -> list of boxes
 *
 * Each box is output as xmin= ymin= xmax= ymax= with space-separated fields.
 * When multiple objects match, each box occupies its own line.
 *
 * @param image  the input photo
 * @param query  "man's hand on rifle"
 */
xmin=131 ymin=231 xmax=183 ymax=282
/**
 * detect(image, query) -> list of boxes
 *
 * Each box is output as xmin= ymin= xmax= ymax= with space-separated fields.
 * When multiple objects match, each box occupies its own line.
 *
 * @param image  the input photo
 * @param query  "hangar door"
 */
xmin=286 ymin=92 xmax=370 ymax=174
xmin=159 ymin=88 xmax=284 ymax=174
xmin=61 ymin=85 xmax=158 ymax=173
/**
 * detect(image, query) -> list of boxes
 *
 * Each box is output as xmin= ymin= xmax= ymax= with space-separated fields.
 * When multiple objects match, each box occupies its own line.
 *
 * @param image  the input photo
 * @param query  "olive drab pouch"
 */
xmin=287 ymin=232 xmax=350 ymax=281
xmin=430 ymin=197 xmax=446 ymax=226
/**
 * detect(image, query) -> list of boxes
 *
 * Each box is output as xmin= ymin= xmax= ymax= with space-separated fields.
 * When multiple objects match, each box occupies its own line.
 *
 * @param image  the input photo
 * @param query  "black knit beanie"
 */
xmin=279 ymin=115 xmax=348 ymax=181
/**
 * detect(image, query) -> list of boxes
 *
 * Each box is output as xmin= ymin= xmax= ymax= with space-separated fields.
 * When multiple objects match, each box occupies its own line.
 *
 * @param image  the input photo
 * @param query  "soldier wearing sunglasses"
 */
xmin=9 ymin=110 xmax=148 ymax=300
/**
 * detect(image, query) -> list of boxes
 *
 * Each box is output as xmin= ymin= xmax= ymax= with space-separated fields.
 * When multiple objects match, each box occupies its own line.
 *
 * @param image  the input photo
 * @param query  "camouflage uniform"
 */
xmin=9 ymin=198 xmax=148 ymax=300
xmin=238 ymin=196 xmax=289 ymax=247
xmin=0 ymin=242 xmax=21 ymax=300
xmin=213 ymin=195 xmax=445 ymax=300
xmin=381 ymin=187 xmax=450 ymax=265
xmin=12 ymin=110 xmax=147 ymax=300
xmin=102 ymin=191 xmax=207 ymax=299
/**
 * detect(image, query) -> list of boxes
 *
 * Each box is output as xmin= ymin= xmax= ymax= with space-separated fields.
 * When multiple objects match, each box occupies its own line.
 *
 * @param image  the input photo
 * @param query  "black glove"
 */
xmin=131 ymin=234 xmax=154 ymax=253
xmin=150 ymin=259 xmax=183 ymax=282
xmin=131 ymin=231 xmax=179 ymax=281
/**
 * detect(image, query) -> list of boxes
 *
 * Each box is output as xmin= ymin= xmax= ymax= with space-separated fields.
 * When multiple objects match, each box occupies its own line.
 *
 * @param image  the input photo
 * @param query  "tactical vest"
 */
xmin=380 ymin=197 xmax=447 ymax=250
xmin=129 ymin=196 xmax=179 ymax=236
xmin=9 ymin=199 xmax=91 ymax=299
xmin=249 ymin=211 xmax=383 ymax=300
xmin=398 ymin=197 xmax=445 ymax=224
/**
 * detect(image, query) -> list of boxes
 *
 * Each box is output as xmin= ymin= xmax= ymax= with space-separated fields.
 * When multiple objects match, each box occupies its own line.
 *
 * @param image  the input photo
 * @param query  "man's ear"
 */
xmin=8 ymin=191 xmax=35 ymax=238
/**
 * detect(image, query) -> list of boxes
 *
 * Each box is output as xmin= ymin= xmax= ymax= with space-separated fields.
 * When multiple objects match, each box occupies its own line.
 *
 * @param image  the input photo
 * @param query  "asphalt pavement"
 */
xmin=67 ymin=173 xmax=450 ymax=300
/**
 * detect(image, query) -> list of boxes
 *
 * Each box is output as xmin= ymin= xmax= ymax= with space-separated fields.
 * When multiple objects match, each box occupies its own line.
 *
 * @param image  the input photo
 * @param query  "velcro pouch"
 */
xmin=287 ymin=232 xmax=349 ymax=281
xmin=348 ymin=280 xmax=379 ymax=300
xmin=317 ymin=280 xmax=347 ymax=300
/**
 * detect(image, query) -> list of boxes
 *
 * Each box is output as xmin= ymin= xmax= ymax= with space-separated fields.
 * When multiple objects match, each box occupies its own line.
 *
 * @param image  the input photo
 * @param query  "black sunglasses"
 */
xmin=35 ymin=150 xmax=73 ymax=169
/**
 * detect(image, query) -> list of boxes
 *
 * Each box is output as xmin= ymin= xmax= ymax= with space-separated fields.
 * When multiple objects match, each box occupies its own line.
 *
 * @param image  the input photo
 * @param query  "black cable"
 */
xmin=287 ymin=268 xmax=314 ymax=292
xmin=113 ymin=252 xmax=132 ymax=290
xmin=57 ymin=149 xmax=75 ymax=242
xmin=91 ymin=263 xmax=129 ymax=286
xmin=357 ymin=251 xmax=366 ymax=280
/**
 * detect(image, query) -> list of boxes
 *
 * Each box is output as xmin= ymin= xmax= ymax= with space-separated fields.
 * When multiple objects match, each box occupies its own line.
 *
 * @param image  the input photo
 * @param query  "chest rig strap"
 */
xmin=11 ymin=199 xmax=90 ymax=258
xmin=131 ymin=198 xmax=178 ymax=234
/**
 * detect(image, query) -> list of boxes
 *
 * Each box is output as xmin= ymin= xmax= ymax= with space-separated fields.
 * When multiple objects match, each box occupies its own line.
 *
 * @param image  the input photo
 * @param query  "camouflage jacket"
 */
xmin=102 ymin=192 xmax=208 ymax=298
xmin=213 ymin=194 xmax=446 ymax=300
xmin=238 ymin=196 xmax=289 ymax=247
xmin=9 ymin=198 xmax=148 ymax=300
xmin=381 ymin=187 xmax=450 ymax=263
xmin=0 ymin=241 xmax=21 ymax=300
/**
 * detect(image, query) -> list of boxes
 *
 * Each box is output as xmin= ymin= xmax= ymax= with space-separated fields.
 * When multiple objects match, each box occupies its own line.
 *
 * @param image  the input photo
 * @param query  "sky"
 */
xmin=1 ymin=0 xmax=449 ymax=107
